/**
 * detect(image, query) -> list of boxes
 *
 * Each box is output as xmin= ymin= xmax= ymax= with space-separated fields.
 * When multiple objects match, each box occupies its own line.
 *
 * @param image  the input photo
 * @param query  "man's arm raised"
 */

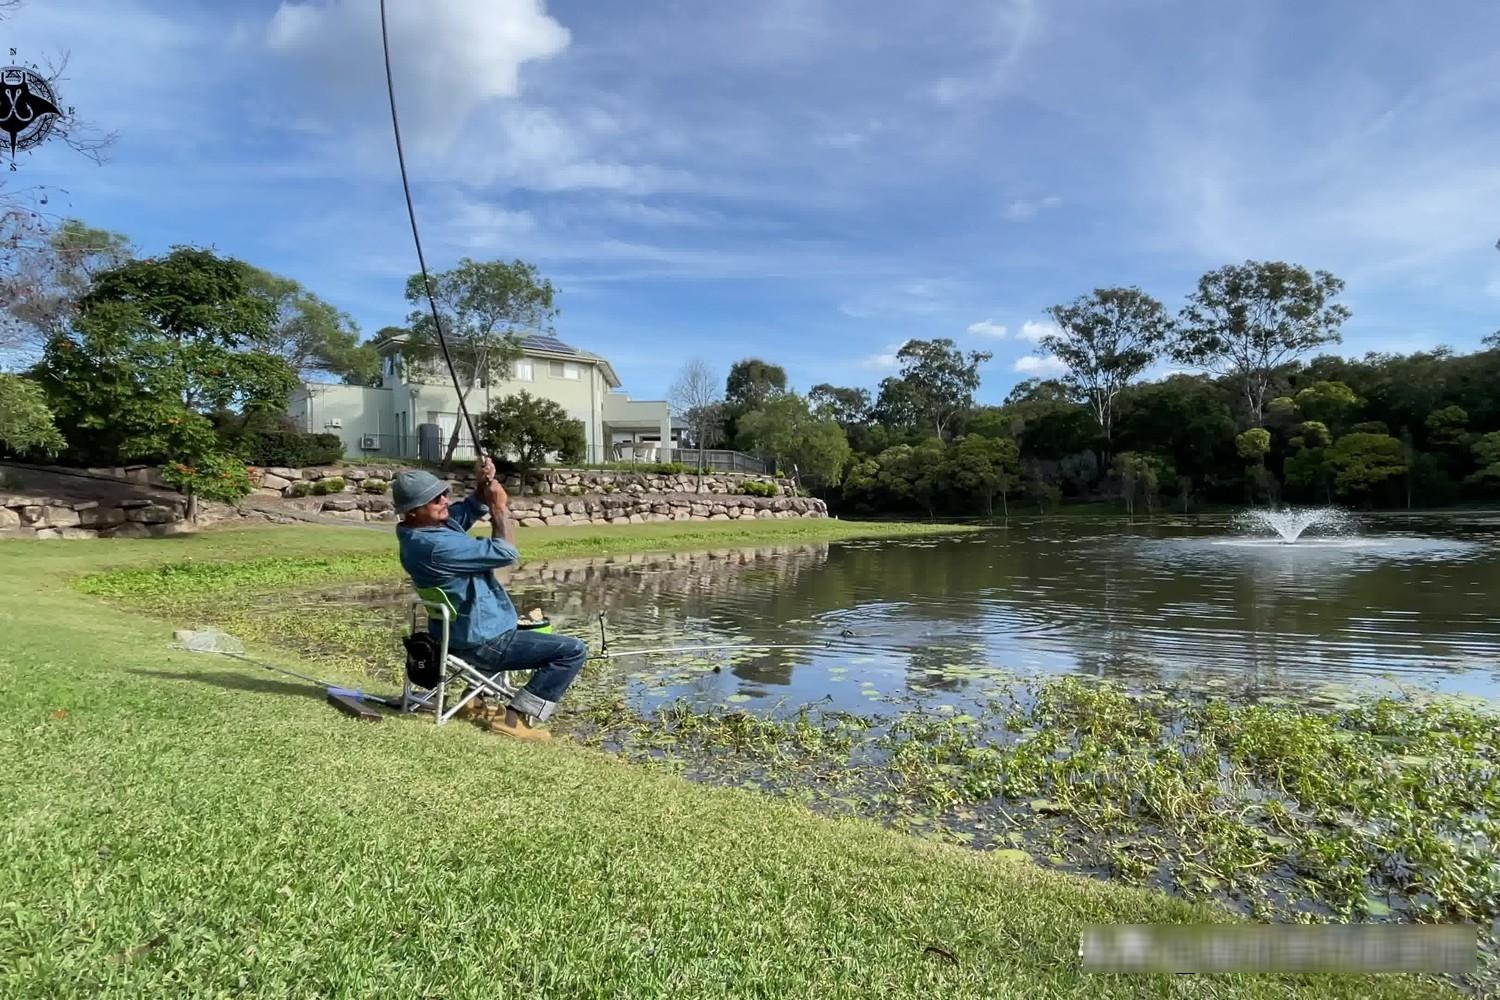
xmin=487 ymin=477 xmax=517 ymax=548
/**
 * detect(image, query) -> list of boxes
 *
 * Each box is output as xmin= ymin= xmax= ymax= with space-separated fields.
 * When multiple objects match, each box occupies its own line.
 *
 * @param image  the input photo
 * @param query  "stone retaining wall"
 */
xmin=0 ymin=494 xmax=188 ymax=540
xmin=504 ymin=492 xmax=826 ymax=527
xmin=247 ymin=463 xmax=797 ymax=501
xmin=239 ymin=462 xmax=827 ymax=525
xmin=0 ymin=461 xmax=826 ymax=535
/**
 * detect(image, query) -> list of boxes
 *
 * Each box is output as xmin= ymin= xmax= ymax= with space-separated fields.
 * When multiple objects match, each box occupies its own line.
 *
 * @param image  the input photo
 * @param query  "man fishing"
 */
xmin=393 ymin=458 xmax=587 ymax=741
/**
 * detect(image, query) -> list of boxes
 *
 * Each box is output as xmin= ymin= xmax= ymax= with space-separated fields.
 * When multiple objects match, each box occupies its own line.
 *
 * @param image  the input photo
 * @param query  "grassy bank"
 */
xmin=0 ymin=526 xmax=1460 ymax=997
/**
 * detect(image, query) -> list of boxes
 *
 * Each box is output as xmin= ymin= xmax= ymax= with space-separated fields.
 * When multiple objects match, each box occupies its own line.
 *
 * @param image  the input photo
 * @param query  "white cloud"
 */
xmin=838 ymin=278 xmax=960 ymax=320
xmin=966 ymin=319 xmax=1008 ymax=338
xmin=922 ymin=0 xmax=1043 ymax=105
xmin=1004 ymin=195 xmax=1062 ymax=220
xmin=1017 ymin=319 xmax=1060 ymax=343
xmin=265 ymin=0 xmax=570 ymax=150
xmin=1013 ymin=355 xmax=1066 ymax=375
xmin=1124 ymin=28 xmax=1500 ymax=293
xmin=859 ymin=340 xmax=912 ymax=371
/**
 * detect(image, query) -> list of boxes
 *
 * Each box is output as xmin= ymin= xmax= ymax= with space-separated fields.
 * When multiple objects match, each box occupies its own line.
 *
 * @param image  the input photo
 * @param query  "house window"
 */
xmin=549 ymin=360 xmax=580 ymax=380
xmin=514 ymin=360 xmax=534 ymax=381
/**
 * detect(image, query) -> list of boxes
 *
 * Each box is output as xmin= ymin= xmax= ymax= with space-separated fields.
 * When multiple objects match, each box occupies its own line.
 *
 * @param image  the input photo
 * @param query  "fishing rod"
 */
xmin=378 ymin=0 xmax=486 ymax=468
xmin=175 ymin=631 xmax=404 ymax=712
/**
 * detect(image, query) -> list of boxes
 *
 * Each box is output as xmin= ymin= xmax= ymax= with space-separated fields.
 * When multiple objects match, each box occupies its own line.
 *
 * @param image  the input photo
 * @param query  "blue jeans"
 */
xmin=459 ymin=628 xmax=588 ymax=723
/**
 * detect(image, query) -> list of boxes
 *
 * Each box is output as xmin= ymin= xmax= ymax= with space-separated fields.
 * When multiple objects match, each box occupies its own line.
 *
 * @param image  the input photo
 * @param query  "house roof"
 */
xmin=375 ymin=330 xmax=621 ymax=388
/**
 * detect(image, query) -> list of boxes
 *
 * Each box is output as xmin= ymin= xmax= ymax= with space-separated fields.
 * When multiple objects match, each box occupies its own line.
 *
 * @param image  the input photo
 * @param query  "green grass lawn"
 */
xmin=0 ymin=523 xmax=1459 ymax=998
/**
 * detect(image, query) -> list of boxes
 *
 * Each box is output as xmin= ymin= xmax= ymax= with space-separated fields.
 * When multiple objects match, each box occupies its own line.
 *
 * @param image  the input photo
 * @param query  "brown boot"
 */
xmin=455 ymin=696 xmax=488 ymax=721
xmin=487 ymin=709 xmax=552 ymax=742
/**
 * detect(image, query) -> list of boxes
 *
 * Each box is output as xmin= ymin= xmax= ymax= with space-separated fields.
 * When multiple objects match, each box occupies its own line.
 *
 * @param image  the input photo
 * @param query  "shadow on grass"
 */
xmin=128 ymin=668 xmax=326 ymax=701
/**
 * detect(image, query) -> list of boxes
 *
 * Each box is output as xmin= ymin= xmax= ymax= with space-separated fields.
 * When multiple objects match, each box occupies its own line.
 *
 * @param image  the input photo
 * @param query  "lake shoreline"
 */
xmin=42 ymin=521 xmax=1500 ymax=995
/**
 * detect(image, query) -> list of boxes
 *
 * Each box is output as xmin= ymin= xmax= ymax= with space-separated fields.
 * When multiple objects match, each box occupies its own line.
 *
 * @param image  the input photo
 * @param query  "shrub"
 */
xmin=305 ymin=434 xmax=345 ymax=465
xmin=288 ymin=481 xmax=312 ymax=498
xmin=741 ymin=480 xmax=779 ymax=497
xmin=226 ymin=422 xmax=346 ymax=467
xmin=311 ymin=476 xmax=346 ymax=496
xmin=362 ymin=478 xmax=388 ymax=494
xmin=649 ymin=461 xmax=686 ymax=475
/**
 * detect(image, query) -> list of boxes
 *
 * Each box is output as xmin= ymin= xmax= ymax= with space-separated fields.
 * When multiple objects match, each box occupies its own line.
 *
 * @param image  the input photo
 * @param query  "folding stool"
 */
xmin=403 ymin=586 xmax=532 ymax=725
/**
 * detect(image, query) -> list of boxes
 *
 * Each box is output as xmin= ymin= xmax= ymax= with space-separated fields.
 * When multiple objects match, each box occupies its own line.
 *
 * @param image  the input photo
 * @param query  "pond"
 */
xmin=315 ymin=513 xmax=1500 ymax=985
xmin=370 ymin=513 xmax=1500 ymax=715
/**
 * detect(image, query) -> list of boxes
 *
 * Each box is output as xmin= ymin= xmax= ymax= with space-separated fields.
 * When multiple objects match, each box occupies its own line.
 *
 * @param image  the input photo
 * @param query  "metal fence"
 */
xmin=665 ymin=448 xmax=775 ymax=474
xmin=341 ymin=432 xmax=478 ymax=463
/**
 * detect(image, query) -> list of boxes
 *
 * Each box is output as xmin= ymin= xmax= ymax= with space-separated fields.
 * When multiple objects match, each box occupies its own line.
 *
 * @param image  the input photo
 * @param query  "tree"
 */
xmin=1425 ymin=405 xmax=1471 ymax=452
xmin=942 ymin=434 xmax=1019 ymax=516
xmin=1021 ymin=459 xmax=1063 ymax=513
xmin=1293 ymin=380 xmax=1361 ymax=430
xmin=736 ymin=393 xmax=850 ymax=487
xmin=963 ymin=405 xmax=1012 ymax=441
xmin=723 ymin=358 xmax=788 ymax=443
xmin=872 ymin=374 xmax=926 ymax=431
xmin=725 ymin=359 xmax=787 ymax=411
xmin=476 ymin=390 xmax=585 ymax=493
xmin=36 ymin=247 xmax=294 ymax=517
xmin=667 ymin=358 xmax=723 ymax=485
xmin=241 ymin=266 xmax=377 ymax=384
xmin=1173 ymin=261 xmax=1350 ymax=426
xmin=1468 ymin=432 xmax=1500 ymax=491
xmin=0 ymin=373 xmax=65 ymax=457
xmin=1235 ymin=427 xmax=1274 ymax=503
xmin=1113 ymin=451 xmax=1170 ymax=515
xmin=1037 ymin=287 xmax=1174 ymax=461
xmin=2 ymin=217 xmax=133 ymax=365
xmin=880 ymin=338 xmax=992 ymax=440
xmin=856 ymin=440 xmax=946 ymax=517
xmin=808 ymin=383 xmax=872 ymax=429
xmin=403 ymin=258 xmax=556 ymax=468
xmin=1000 ymin=378 xmax=1103 ymax=462
xmin=1284 ymin=422 xmax=1334 ymax=503
xmin=1328 ymin=432 xmax=1406 ymax=504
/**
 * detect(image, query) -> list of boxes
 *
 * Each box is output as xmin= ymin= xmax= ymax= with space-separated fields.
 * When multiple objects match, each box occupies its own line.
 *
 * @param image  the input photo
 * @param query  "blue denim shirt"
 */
xmin=397 ymin=493 xmax=520 ymax=651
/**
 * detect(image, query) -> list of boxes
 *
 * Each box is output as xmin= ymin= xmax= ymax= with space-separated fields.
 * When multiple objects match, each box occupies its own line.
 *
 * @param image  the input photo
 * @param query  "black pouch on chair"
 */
xmin=402 ymin=631 xmax=443 ymax=689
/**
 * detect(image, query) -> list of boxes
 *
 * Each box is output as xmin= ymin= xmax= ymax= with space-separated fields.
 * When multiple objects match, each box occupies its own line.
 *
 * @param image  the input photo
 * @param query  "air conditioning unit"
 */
xmin=360 ymin=435 xmax=379 ymax=450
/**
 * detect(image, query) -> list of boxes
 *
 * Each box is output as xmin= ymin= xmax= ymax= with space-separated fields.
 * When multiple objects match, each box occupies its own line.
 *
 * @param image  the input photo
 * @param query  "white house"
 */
xmin=286 ymin=333 xmax=681 ymax=464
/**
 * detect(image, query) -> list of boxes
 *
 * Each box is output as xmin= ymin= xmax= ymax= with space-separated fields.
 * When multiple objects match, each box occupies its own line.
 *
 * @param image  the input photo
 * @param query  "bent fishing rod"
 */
xmin=379 ymin=0 xmax=488 ymax=471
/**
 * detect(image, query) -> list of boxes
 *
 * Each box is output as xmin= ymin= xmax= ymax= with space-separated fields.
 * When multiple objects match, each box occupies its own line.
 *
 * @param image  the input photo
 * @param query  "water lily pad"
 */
xmin=993 ymin=848 xmax=1032 ymax=864
xmin=1364 ymin=898 xmax=1393 ymax=918
xmin=726 ymin=694 xmax=752 ymax=703
xmin=1029 ymin=798 xmax=1063 ymax=815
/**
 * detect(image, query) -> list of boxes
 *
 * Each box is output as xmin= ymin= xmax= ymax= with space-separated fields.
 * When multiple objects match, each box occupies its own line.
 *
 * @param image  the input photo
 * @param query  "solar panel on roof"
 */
xmin=520 ymin=334 xmax=577 ymax=354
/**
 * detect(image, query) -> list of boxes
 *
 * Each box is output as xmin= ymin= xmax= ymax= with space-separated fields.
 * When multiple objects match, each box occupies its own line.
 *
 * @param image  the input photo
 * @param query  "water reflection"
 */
xmin=363 ymin=517 xmax=1500 ymax=714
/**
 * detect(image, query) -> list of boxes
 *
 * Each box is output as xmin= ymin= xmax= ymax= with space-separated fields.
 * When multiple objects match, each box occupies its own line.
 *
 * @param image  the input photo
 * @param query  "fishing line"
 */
xmin=378 ymin=0 xmax=484 ymax=459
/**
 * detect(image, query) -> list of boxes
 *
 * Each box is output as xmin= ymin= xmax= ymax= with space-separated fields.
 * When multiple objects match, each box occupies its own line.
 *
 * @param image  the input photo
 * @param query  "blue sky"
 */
xmin=7 ymin=0 xmax=1499 ymax=404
